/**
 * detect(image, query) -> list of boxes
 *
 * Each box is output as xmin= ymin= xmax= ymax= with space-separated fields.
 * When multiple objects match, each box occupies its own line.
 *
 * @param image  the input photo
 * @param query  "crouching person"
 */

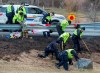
xmin=56 ymin=32 xmax=71 ymax=51
xmin=38 ymin=41 xmax=59 ymax=60
xmin=56 ymin=49 xmax=79 ymax=71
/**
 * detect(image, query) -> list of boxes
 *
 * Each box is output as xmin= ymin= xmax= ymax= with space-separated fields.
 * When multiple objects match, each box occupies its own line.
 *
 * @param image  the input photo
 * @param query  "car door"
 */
xmin=0 ymin=6 xmax=7 ymax=23
xmin=25 ymin=7 xmax=46 ymax=24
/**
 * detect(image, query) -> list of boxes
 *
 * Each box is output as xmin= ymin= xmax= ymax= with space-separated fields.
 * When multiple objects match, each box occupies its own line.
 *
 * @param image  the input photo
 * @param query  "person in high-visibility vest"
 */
xmin=56 ymin=20 xmax=71 ymax=36
xmin=72 ymin=27 xmax=85 ymax=53
xmin=13 ymin=11 xmax=25 ymax=24
xmin=38 ymin=41 xmax=59 ymax=60
xmin=16 ymin=2 xmax=27 ymax=18
xmin=56 ymin=32 xmax=71 ymax=50
xmin=42 ymin=12 xmax=54 ymax=24
xmin=55 ymin=49 xmax=79 ymax=71
xmin=6 ymin=3 xmax=15 ymax=24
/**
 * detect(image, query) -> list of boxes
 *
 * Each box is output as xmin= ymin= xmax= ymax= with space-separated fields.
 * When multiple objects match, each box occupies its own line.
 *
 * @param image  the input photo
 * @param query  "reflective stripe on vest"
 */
xmin=73 ymin=29 xmax=83 ymax=37
xmin=60 ymin=32 xmax=70 ymax=43
xmin=61 ymin=20 xmax=69 ymax=31
xmin=66 ymin=49 xmax=74 ymax=59
xmin=7 ymin=5 xmax=12 ymax=13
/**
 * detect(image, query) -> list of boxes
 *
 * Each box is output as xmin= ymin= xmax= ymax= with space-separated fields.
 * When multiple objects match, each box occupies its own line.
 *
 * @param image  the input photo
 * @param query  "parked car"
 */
xmin=0 ymin=4 xmax=66 ymax=25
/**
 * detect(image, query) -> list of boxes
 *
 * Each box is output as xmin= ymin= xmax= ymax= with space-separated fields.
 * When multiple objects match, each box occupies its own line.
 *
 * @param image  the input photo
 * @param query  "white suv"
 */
xmin=0 ymin=5 xmax=66 ymax=25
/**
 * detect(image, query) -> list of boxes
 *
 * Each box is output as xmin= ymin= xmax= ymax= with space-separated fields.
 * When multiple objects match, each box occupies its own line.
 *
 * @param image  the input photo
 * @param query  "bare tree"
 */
xmin=88 ymin=0 xmax=100 ymax=22
xmin=0 ymin=0 xmax=2 ymax=3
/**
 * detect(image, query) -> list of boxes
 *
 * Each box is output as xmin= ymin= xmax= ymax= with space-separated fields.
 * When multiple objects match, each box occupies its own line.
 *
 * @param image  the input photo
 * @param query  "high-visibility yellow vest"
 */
xmin=61 ymin=20 xmax=69 ymax=31
xmin=60 ymin=32 xmax=70 ymax=43
xmin=22 ymin=6 xmax=26 ymax=15
xmin=13 ymin=11 xmax=24 ymax=23
xmin=46 ymin=16 xmax=52 ymax=21
xmin=73 ymin=29 xmax=83 ymax=37
xmin=18 ymin=6 xmax=26 ymax=15
xmin=7 ymin=5 xmax=12 ymax=13
xmin=66 ymin=49 xmax=74 ymax=59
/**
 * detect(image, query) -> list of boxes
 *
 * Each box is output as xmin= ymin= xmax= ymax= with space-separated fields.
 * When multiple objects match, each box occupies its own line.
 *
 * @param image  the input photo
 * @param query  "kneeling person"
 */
xmin=56 ymin=49 xmax=79 ymax=71
xmin=38 ymin=41 xmax=59 ymax=59
xmin=13 ymin=11 xmax=25 ymax=24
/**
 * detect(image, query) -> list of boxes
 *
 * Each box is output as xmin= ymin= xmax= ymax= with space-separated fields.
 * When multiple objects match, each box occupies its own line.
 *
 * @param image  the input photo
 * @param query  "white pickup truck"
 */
xmin=0 ymin=4 xmax=66 ymax=25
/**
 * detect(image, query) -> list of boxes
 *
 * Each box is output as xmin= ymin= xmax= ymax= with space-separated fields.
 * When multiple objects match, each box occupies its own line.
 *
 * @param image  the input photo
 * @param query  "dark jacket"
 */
xmin=42 ymin=13 xmax=51 ymax=24
xmin=72 ymin=29 xmax=82 ymax=40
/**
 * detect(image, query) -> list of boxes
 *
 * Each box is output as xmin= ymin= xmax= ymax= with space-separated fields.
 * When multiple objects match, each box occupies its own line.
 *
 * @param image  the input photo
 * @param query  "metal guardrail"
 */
xmin=0 ymin=22 xmax=100 ymax=36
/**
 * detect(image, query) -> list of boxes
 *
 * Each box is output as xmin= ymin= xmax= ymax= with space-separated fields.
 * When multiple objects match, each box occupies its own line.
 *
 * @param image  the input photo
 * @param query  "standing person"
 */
xmin=55 ymin=49 xmax=79 ymax=71
xmin=16 ymin=2 xmax=27 ymax=18
xmin=38 ymin=41 xmax=59 ymax=60
xmin=56 ymin=20 xmax=71 ymax=36
xmin=6 ymin=3 xmax=15 ymax=24
xmin=56 ymin=32 xmax=71 ymax=51
xmin=72 ymin=27 xmax=85 ymax=53
xmin=42 ymin=12 xmax=54 ymax=24
xmin=13 ymin=11 xmax=26 ymax=37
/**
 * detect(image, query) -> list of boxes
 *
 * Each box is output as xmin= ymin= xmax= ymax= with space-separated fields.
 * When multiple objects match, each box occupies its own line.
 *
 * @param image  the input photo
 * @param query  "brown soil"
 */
xmin=0 ymin=36 xmax=100 ymax=73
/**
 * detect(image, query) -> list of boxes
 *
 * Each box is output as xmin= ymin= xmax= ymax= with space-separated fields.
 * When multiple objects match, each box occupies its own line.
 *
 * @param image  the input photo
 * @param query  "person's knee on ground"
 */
xmin=56 ymin=51 xmax=68 ymax=70
xmin=63 ymin=62 xmax=69 ymax=70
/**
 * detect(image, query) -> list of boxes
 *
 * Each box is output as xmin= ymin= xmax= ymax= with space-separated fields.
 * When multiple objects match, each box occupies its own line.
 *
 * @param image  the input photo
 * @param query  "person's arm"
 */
xmin=6 ymin=8 xmax=7 ymax=14
xmin=71 ymin=50 xmax=79 ymax=61
xmin=52 ymin=43 xmax=58 ymax=51
xmin=12 ymin=6 xmax=15 ymax=15
xmin=43 ymin=14 xmax=48 ymax=19
xmin=13 ymin=15 xmax=17 ymax=23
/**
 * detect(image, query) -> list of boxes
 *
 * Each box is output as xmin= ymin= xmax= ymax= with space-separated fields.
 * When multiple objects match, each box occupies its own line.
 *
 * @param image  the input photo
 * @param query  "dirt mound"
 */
xmin=0 ymin=36 xmax=100 ymax=73
xmin=0 ymin=36 xmax=100 ymax=64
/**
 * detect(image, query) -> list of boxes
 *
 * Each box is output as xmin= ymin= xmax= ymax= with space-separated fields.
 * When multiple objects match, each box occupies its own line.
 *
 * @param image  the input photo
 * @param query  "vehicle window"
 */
xmin=0 ymin=7 xmax=6 ymax=12
xmin=34 ymin=8 xmax=43 ymax=14
xmin=26 ymin=7 xmax=44 ymax=14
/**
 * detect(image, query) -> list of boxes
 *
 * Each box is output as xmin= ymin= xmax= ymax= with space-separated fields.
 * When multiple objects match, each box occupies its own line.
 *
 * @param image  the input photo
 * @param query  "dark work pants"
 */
xmin=68 ymin=59 xmax=73 ymax=65
xmin=57 ymin=51 xmax=68 ymax=70
xmin=72 ymin=38 xmax=81 ymax=53
xmin=43 ymin=31 xmax=50 ymax=37
xmin=56 ymin=24 xmax=64 ymax=36
xmin=57 ymin=38 xmax=65 ymax=51
xmin=6 ymin=14 xmax=13 ymax=24
xmin=44 ymin=47 xmax=58 ymax=59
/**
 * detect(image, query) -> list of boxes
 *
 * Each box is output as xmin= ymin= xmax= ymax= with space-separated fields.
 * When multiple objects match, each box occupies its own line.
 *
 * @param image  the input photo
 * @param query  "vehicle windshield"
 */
xmin=0 ymin=7 xmax=6 ymax=13
xmin=25 ymin=7 xmax=47 ymax=14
